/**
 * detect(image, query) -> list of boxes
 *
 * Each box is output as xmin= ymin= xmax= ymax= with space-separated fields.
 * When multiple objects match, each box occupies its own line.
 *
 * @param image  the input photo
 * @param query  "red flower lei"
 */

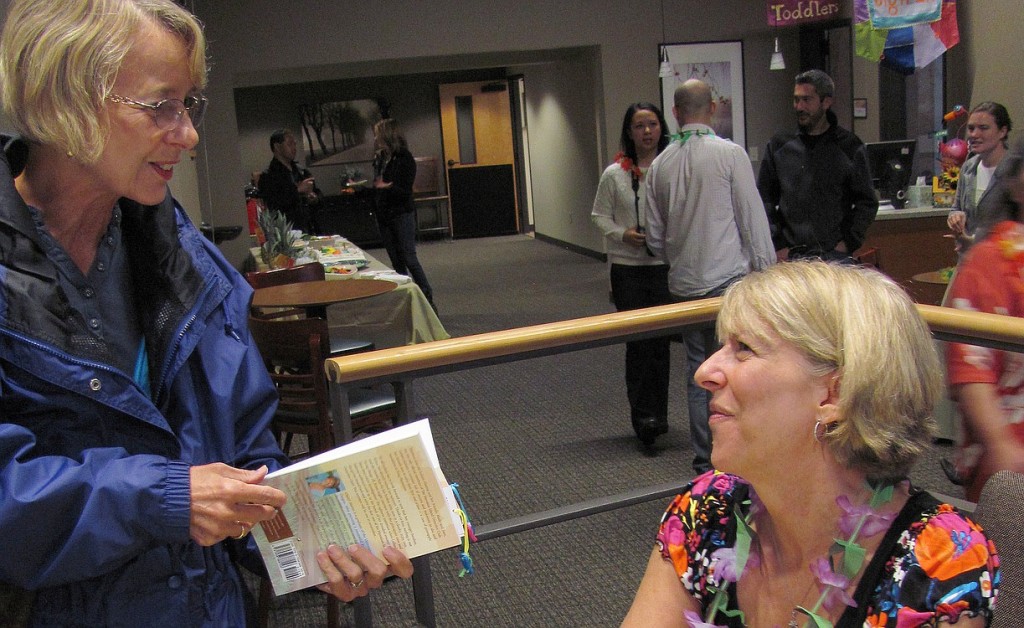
xmin=994 ymin=220 xmax=1024 ymax=266
xmin=614 ymin=152 xmax=643 ymax=180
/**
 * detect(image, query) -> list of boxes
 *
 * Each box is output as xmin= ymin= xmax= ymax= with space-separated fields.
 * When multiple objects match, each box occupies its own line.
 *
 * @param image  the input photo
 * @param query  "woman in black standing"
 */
xmin=372 ymin=118 xmax=435 ymax=309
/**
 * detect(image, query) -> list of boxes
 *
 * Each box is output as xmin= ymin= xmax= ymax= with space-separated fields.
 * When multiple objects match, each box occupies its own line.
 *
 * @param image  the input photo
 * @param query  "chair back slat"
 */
xmin=249 ymin=316 xmax=334 ymax=455
xmin=245 ymin=262 xmax=326 ymax=289
xmin=246 ymin=262 xmax=327 ymax=320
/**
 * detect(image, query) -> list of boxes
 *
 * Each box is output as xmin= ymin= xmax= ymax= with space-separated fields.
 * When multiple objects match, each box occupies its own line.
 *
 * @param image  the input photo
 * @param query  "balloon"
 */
xmin=939 ymin=138 xmax=968 ymax=166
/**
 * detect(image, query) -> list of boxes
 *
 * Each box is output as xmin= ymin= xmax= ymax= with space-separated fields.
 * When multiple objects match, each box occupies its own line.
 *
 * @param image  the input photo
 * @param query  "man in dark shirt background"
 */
xmin=757 ymin=69 xmax=877 ymax=262
xmin=259 ymin=129 xmax=321 ymax=233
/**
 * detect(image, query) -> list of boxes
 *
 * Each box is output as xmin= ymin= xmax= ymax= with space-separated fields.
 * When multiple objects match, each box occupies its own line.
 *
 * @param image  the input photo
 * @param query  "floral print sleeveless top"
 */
xmin=656 ymin=472 xmax=999 ymax=627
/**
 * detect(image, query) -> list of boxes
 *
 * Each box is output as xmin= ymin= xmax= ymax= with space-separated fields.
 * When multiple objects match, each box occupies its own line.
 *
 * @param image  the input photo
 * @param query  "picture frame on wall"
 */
xmin=659 ymin=40 xmax=745 ymax=149
xmin=299 ymin=98 xmax=381 ymax=167
xmin=853 ymin=97 xmax=868 ymax=119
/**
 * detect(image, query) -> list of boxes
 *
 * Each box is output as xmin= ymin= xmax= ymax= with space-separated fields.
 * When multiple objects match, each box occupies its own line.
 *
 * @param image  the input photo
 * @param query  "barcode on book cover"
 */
xmin=272 ymin=540 xmax=306 ymax=581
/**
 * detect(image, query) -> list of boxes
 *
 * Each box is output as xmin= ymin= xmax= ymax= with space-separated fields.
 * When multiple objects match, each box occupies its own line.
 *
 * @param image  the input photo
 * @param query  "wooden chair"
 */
xmin=246 ymin=262 xmax=374 ymax=356
xmin=248 ymin=315 xmax=396 ymax=628
xmin=412 ymin=156 xmax=450 ymax=238
xmin=248 ymin=315 xmax=396 ymax=457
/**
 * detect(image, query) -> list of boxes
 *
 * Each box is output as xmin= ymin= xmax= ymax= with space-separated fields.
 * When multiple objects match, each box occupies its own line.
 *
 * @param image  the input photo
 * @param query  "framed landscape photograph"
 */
xmin=299 ymin=98 xmax=381 ymax=167
xmin=659 ymin=40 xmax=745 ymax=149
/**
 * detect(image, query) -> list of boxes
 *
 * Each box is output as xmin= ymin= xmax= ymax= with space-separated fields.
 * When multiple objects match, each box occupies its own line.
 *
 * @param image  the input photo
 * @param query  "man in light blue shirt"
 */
xmin=645 ymin=79 xmax=776 ymax=473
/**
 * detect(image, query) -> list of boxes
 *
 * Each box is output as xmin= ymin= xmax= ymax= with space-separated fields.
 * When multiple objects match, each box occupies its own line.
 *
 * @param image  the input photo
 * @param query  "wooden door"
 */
xmin=438 ymin=81 xmax=519 ymax=239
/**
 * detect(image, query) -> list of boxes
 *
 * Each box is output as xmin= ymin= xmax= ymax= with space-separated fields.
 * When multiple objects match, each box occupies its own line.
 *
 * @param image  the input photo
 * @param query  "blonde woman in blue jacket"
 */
xmin=0 ymin=1 xmax=411 ymax=625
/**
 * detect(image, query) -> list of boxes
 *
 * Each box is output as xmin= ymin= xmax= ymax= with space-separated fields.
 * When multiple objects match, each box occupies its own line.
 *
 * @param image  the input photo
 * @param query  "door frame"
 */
xmin=508 ymin=75 xmax=534 ymax=233
xmin=437 ymin=78 xmax=532 ymax=237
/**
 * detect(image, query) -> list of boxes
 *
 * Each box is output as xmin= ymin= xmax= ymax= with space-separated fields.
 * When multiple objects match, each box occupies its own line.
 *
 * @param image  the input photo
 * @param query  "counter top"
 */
xmin=875 ymin=204 xmax=949 ymax=221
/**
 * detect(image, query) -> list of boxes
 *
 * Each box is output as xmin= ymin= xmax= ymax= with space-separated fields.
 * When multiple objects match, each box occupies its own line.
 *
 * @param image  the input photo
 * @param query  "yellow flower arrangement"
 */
xmin=939 ymin=165 xmax=961 ymax=191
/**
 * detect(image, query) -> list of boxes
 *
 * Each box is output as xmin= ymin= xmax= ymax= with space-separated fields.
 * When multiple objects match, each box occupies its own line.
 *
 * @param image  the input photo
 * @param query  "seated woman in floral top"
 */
xmin=623 ymin=261 xmax=999 ymax=627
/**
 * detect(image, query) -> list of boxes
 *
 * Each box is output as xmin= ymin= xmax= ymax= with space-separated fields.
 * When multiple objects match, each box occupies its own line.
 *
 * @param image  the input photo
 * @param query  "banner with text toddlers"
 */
xmin=766 ymin=0 xmax=841 ymax=27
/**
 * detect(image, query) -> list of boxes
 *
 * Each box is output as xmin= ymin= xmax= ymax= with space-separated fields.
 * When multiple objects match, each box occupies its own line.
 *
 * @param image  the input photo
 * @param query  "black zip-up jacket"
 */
xmin=757 ymin=109 xmax=878 ymax=255
xmin=372 ymin=148 xmax=416 ymax=221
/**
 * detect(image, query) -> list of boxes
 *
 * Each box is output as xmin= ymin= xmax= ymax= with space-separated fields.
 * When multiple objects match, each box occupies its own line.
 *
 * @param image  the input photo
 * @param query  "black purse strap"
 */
xmin=632 ymin=169 xmax=656 ymax=258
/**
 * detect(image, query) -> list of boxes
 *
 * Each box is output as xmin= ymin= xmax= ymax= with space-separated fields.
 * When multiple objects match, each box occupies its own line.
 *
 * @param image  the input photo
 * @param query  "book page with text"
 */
xmin=253 ymin=419 xmax=460 ymax=595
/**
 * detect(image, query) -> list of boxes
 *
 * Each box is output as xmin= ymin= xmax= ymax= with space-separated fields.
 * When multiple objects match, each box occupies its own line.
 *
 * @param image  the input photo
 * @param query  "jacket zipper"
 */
xmin=153 ymin=279 xmax=222 ymax=405
xmin=0 ymin=325 xmax=129 ymax=382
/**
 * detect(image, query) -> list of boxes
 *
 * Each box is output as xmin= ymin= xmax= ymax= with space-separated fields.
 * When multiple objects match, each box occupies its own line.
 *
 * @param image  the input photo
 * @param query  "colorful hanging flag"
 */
xmin=913 ymin=0 xmax=960 ymax=67
xmin=855 ymin=0 xmax=959 ymax=70
xmin=854 ymin=0 xmax=888 ymax=62
xmin=869 ymin=0 xmax=942 ymax=29
xmin=882 ymin=0 xmax=959 ymax=71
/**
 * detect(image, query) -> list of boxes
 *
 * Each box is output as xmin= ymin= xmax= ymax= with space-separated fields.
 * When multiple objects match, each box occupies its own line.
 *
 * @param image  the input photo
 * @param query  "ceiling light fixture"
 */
xmin=658 ymin=0 xmax=673 ymax=78
xmin=659 ymin=47 xmax=674 ymax=78
xmin=770 ymin=36 xmax=786 ymax=71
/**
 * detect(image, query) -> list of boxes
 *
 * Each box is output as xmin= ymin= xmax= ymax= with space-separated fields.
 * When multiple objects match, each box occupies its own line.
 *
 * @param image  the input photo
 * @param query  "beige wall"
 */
xmin=852 ymin=54 xmax=881 ymax=143
xmin=0 ymin=1 xmax=1013 ymax=265
xmin=516 ymin=53 xmax=603 ymax=249
xmin=192 ymin=0 xmax=802 ymax=265
xmin=953 ymin=0 xmax=1023 ymax=146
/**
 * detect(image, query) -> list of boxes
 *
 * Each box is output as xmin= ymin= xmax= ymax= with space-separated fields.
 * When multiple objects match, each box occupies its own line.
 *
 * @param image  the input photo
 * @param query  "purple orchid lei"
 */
xmin=692 ymin=482 xmax=897 ymax=628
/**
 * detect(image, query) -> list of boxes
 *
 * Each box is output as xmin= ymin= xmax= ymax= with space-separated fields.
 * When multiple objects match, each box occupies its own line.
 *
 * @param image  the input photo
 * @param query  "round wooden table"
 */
xmin=911 ymin=270 xmax=951 ymax=285
xmin=252 ymin=278 xmax=397 ymax=319
xmin=910 ymin=269 xmax=952 ymax=306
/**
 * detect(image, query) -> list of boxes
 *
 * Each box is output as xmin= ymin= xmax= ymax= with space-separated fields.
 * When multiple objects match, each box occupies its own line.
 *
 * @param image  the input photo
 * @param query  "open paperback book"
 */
xmin=253 ymin=418 xmax=462 ymax=595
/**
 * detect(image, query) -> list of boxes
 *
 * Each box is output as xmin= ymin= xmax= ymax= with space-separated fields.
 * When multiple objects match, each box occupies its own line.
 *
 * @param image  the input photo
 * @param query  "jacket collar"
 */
xmin=0 ymin=136 xmax=45 ymax=247
xmin=0 ymin=134 xmax=188 ymax=275
xmin=0 ymin=134 xmax=209 ymax=354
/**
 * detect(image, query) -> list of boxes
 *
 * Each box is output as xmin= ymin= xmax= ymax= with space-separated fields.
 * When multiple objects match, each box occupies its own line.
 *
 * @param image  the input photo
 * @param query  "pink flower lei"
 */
xmin=692 ymin=482 xmax=898 ymax=628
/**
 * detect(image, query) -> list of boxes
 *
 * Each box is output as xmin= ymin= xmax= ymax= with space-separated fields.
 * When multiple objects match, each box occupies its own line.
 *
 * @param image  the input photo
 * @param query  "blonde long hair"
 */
xmin=373 ymin=118 xmax=407 ymax=160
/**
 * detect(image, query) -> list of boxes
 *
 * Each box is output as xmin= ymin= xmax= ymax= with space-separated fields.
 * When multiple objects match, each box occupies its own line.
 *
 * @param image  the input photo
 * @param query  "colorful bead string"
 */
xmin=451 ymin=483 xmax=476 ymax=577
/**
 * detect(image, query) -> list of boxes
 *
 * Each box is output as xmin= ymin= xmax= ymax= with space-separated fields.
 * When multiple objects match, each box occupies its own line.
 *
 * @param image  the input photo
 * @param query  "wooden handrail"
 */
xmin=324 ymin=298 xmax=720 ymax=384
xmin=918 ymin=304 xmax=1024 ymax=350
xmin=324 ymin=301 xmax=1024 ymax=384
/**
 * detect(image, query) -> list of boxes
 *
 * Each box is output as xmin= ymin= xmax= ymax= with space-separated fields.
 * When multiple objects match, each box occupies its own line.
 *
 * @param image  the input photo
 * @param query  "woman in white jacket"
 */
xmin=591 ymin=103 xmax=672 ymax=451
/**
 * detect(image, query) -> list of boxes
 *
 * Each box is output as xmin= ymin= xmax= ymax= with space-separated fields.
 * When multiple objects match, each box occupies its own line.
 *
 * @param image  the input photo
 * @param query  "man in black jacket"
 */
xmin=258 ymin=129 xmax=321 ymax=233
xmin=757 ymin=69 xmax=878 ymax=262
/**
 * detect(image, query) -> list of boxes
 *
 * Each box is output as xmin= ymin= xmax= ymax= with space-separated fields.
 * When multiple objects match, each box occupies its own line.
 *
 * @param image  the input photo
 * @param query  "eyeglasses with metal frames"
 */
xmin=107 ymin=94 xmax=208 ymax=130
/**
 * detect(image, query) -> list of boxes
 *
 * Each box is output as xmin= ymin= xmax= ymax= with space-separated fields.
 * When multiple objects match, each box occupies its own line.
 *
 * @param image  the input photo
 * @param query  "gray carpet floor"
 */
xmin=255 ymin=234 xmax=962 ymax=627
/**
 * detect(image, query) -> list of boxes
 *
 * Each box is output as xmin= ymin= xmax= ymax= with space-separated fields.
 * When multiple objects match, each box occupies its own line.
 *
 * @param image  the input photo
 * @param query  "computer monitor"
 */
xmin=865 ymin=140 xmax=916 ymax=208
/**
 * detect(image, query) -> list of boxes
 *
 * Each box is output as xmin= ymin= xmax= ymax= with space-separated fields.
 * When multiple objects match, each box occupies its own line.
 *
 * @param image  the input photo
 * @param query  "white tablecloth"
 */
xmin=248 ymin=242 xmax=448 ymax=349
xmin=325 ymin=251 xmax=448 ymax=349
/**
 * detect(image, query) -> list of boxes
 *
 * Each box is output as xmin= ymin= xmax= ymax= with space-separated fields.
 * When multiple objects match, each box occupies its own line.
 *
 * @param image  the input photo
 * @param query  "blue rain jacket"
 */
xmin=0 ymin=137 xmax=288 ymax=626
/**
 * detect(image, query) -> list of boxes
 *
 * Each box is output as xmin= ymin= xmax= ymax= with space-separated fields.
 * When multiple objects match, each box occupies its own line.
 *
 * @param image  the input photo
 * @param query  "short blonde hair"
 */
xmin=717 ymin=261 xmax=940 ymax=481
xmin=0 ymin=0 xmax=207 ymax=163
